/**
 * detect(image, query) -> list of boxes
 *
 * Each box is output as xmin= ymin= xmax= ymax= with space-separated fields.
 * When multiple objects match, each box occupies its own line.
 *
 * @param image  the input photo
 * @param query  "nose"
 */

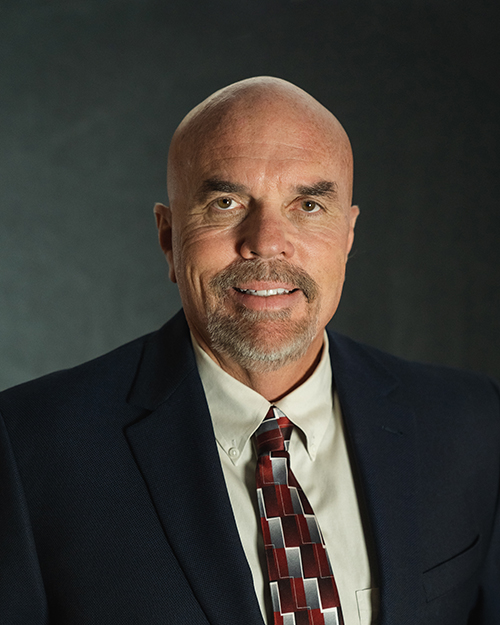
xmin=239 ymin=206 xmax=295 ymax=260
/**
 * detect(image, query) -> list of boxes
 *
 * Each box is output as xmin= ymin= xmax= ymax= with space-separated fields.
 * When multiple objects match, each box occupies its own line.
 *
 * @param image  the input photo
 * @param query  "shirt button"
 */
xmin=228 ymin=447 xmax=240 ymax=460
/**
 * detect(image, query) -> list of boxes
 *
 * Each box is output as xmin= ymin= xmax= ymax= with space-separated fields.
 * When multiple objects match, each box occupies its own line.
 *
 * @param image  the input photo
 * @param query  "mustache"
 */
xmin=209 ymin=259 xmax=319 ymax=302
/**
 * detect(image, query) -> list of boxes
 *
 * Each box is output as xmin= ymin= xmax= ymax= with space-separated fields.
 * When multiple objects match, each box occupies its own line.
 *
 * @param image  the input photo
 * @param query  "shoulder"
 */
xmin=0 ymin=310 xmax=192 ymax=431
xmin=327 ymin=329 xmax=500 ymax=413
xmin=0 ymin=311 xmax=190 ymax=405
xmin=0 ymin=331 xmax=150 ymax=412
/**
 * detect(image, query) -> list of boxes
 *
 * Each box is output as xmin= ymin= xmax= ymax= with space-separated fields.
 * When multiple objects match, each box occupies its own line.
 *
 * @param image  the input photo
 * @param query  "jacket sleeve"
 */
xmin=470 ymin=378 xmax=500 ymax=623
xmin=476 ymin=498 xmax=500 ymax=622
xmin=0 ymin=410 xmax=49 ymax=624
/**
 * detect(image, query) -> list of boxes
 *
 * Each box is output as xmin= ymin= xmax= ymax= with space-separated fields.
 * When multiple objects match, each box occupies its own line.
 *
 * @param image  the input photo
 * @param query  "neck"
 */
xmin=197 ymin=332 xmax=325 ymax=402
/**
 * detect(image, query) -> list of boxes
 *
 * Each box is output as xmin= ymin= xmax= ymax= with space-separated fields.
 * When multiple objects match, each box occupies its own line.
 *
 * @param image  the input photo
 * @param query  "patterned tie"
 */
xmin=254 ymin=406 xmax=344 ymax=625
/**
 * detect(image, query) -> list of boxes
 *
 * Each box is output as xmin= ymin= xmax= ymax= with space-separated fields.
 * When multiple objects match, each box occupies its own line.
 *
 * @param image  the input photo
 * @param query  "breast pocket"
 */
xmin=422 ymin=534 xmax=482 ymax=602
xmin=356 ymin=588 xmax=379 ymax=625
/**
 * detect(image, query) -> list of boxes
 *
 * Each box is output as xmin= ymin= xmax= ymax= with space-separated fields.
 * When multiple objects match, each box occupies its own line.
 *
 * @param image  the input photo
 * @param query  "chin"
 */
xmin=206 ymin=308 xmax=319 ymax=373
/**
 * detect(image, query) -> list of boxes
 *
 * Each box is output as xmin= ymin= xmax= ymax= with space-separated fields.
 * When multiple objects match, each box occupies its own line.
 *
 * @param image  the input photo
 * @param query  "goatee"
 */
xmin=206 ymin=259 xmax=320 ymax=372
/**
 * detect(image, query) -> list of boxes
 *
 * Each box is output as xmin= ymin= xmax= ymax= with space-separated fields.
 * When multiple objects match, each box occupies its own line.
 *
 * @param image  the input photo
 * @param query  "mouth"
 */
xmin=234 ymin=287 xmax=299 ymax=297
xmin=230 ymin=282 xmax=304 ymax=312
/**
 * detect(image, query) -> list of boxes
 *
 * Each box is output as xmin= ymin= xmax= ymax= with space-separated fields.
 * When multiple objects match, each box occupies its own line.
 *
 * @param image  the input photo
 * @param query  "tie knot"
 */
xmin=254 ymin=406 xmax=293 ymax=456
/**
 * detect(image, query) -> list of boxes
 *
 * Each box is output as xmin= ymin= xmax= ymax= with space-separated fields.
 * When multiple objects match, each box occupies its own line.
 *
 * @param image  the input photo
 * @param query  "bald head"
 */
xmin=167 ymin=76 xmax=353 ymax=207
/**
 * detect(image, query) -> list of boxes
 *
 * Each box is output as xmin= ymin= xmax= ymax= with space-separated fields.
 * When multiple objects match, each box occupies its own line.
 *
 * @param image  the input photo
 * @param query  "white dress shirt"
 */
xmin=192 ymin=333 xmax=378 ymax=624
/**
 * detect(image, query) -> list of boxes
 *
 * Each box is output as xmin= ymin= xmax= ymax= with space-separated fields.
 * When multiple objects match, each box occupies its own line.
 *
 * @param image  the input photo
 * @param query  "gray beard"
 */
xmin=206 ymin=307 xmax=319 ymax=372
xmin=205 ymin=259 xmax=320 ymax=373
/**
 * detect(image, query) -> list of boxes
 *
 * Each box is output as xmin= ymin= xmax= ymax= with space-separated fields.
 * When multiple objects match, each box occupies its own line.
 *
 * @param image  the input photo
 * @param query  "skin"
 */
xmin=155 ymin=77 xmax=359 ymax=401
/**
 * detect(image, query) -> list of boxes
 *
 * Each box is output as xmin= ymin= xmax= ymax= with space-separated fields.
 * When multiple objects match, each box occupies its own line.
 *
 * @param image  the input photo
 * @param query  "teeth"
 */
xmin=238 ymin=288 xmax=291 ymax=297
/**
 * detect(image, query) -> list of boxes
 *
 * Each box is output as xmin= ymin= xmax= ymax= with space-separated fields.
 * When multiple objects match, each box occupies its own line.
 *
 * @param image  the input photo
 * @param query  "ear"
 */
xmin=346 ymin=204 xmax=360 ymax=257
xmin=154 ymin=203 xmax=177 ymax=283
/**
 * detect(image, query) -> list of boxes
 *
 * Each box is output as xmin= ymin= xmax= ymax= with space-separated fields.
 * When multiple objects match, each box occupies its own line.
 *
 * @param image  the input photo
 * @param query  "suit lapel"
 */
xmin=328 ymin=332 xmax=422 ymax=624
xmin=125 ymin=312 xmax=264 ymax=625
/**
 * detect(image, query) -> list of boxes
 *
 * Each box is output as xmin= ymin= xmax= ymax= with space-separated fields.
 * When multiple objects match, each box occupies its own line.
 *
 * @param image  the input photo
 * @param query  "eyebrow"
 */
xmin=294 ymin=181 xmax=338 ymax=199
xmin=195 ymin=177 xmax=338 ymax=202
xmin=196 ymin=178 xmax=247 ymax=201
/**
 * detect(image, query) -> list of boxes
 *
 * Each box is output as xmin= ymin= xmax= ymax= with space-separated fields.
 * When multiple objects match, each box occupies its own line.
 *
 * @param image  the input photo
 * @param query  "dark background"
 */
xmin=1 ymin=0 xmax=499 ymax=390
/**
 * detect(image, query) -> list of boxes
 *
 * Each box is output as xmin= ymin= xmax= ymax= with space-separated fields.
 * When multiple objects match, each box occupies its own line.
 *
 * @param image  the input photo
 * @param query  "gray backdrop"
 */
xmin=1 ymin=0 xmax=499 ymax=390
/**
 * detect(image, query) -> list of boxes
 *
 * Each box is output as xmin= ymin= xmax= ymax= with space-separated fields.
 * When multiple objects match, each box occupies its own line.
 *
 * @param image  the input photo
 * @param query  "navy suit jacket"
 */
xmin=1 ymin=310 xmax=499 ymax=624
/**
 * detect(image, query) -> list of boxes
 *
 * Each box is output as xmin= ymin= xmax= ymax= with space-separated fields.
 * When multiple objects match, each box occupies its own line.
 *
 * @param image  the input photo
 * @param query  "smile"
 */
xmin=234 ymin=287 xmax=297 ymax=297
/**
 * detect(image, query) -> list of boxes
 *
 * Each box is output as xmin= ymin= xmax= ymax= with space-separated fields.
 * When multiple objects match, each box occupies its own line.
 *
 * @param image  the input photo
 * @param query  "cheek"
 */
xmin=302 ymin=225 xmax=352 ymax=276
xmin=173 ymin=224 xmax=236 ymax=292
xmin=301 ymin=228 xmax=352 ymax=314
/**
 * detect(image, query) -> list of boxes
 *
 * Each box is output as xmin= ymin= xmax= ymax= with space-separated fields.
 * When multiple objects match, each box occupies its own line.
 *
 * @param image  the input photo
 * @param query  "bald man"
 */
xmin=1 ymin=77 xmax=499 ymax=625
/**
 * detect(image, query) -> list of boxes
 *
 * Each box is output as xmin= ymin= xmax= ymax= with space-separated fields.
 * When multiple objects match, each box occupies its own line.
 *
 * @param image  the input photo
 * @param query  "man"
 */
xmin=0 ymin=77 xmax=499 ymax=624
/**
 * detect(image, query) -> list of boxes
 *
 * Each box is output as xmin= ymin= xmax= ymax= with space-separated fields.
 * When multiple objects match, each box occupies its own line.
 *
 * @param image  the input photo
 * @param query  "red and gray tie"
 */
xmin=254 ymin=406 xmax=344 ymax=625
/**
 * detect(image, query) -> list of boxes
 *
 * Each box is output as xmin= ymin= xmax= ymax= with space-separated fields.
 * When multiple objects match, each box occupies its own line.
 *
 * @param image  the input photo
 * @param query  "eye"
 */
xmin=214 ymin=197 xmax=238 ymax=210
xmin=300 ymin=199 xmax=321 ymax=213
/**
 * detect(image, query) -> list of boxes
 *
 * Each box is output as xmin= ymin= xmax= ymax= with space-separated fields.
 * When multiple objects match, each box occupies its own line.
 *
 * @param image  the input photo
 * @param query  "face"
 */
xmin=156 ymin=109 xmax=358 ymax=373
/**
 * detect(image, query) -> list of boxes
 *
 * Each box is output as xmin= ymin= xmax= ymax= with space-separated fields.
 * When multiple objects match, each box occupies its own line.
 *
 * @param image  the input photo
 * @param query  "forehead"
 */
xmin=188 ymin=133 xmax=347 ymax=200
xmin=198 ymin=143 xmax=332 ymax=182
xmin=196 ymin=105 xmax=341 ymax=164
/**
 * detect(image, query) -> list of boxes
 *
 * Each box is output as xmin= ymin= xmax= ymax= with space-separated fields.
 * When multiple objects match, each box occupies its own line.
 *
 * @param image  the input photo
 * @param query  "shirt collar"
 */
xmin=192 ymin=332 xmax=334 ymax=464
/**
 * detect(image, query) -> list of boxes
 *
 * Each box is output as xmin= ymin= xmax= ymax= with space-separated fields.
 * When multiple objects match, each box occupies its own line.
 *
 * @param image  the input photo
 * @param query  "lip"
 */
xmin=231 ymin=282 xmax=303 ymax=311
